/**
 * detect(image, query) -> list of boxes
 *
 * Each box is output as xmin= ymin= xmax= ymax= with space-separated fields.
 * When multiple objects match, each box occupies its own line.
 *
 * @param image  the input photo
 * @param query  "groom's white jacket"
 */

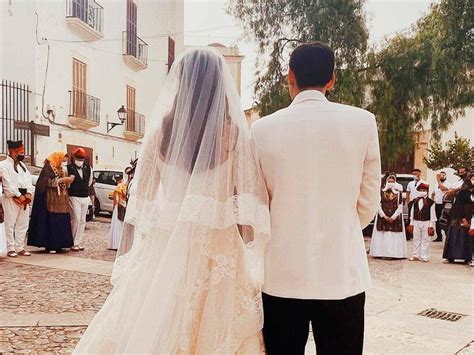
xmin=251 ymin=90 xmax=381 ymax=300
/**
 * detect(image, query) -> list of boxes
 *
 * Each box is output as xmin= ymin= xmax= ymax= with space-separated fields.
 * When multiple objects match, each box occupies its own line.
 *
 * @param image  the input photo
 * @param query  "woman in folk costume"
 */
xmin=0 ymin=182 xmax=7 ymax=257
xmin=28 ymin=152 xmax=75 ymax=253
xmin=108 ymin=176 xmax=127 ymax=250
xmin=443 ymin=174 xmax=474 ymax=264
xmin=74 ymin=47 xmax=270 ymax=354
xmin=370 ymin=175 xmax=407 ymax=259
xmin=110 ymin=159 xmax=138 ymax=284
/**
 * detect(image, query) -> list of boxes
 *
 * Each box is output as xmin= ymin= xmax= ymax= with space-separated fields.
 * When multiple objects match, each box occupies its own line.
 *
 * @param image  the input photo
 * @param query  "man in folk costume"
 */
xmin=408 ymin=183 xmax=436 ymax=262
xmin=67 ymin=148 xmax=93 ymax=251
xmin=370 ymin=175 xmax=407 ymax=259
xmin=0 ymin=141 xmax=34 ymax=257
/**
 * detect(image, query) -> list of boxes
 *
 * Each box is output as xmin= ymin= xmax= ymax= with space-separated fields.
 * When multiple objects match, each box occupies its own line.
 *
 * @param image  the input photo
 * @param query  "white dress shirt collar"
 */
xmin=290 ymin=89 xmax=328 ymax=106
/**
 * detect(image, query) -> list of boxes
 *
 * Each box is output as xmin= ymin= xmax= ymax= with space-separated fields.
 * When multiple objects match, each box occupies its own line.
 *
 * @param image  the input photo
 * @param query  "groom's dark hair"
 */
xmin=289 ymin=42 xmax=335 ymax=88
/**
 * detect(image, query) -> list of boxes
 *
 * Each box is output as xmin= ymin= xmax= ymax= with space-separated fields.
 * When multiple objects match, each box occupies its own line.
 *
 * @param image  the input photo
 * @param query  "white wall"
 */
xmin=1 ymin=0 xmax=184 ymax=170
xmin=425 ymin=108 xmax=474 ymax=188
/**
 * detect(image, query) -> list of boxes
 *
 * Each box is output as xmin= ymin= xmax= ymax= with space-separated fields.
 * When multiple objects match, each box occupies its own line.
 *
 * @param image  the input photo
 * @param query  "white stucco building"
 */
xmin=1 ymin=0 xmax=184 ymax=170
xmin=415 ymin=110 xmax=474 ymax=187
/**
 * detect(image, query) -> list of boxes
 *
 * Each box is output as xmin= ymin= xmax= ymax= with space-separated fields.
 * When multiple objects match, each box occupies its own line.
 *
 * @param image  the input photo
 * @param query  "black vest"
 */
xmin=67 ymin=164 xmax=91 ymax=198
xmin=413 ymin=197 xmax=434 ymax=222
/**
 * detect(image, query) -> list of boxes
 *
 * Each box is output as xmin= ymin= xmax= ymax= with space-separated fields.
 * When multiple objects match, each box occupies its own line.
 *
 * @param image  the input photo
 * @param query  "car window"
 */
xmin=94 ymin=171 xmax=123 ymax=186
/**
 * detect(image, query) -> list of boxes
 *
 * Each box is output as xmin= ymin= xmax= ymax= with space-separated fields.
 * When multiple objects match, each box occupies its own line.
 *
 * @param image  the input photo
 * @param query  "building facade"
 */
xmin=415 ymin=110 xmax=474 ymax=187
xmin=1 ymin=0 xmax=184 ymax=170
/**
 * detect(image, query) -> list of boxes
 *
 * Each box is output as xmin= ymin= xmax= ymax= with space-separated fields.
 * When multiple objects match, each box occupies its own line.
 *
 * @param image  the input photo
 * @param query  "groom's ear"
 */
xmin=325 ymin=72 xmax=336 ymax=91
xmin=288 ymin=70 xmax=298 ymax=98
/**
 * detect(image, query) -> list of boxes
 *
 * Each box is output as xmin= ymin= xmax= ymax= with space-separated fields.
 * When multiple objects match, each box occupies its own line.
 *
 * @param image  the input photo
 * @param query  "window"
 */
xmin=126 ymin=85 xmax=136 ymax=131
xmin=168 ymin=36 xmax=175 ymax=73
xmin=126 ymin=0 xmax=138 ymax=57
xmin=72 ymin=58 xmax=87 ymax=118
xmin=94 ymin=171 xmax=123 ymax=186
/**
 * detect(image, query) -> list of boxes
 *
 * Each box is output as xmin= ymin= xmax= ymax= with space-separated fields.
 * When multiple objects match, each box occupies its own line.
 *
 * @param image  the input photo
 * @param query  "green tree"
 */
xmin=229 ymin=0 xmax=473 ymax=164
xmin=227 ymin=0 xmax=369 ymax=116
xmin=424 ymin=134 xmax=473 ymax=171
xmin=368 ymin=0 xmax=473 ymax=163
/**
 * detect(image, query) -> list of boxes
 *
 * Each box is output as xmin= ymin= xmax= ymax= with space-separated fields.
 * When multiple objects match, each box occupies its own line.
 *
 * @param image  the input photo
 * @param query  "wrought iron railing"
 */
xmin=66 ymin=0 xmax=104 ymax=34
xmin=122 ymin=31 xmax=148 ymax=66
xmin=125 ymin=109 xmax=145 ymax=135
xmin=0 ymin=80 xmax=31 ymax=156
xmin=68 ymin=90 xmax=101 ymax=124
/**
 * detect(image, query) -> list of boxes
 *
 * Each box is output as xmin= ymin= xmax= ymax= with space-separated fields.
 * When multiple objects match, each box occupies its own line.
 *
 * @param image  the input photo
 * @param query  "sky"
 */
xmin=184 ymin=0 xmax=435 ymax=109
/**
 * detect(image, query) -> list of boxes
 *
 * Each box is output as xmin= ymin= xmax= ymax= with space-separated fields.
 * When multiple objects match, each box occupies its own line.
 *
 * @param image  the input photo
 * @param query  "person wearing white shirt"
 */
xmin=0 ymin=141 xmax=34 ymax=257
xmin=408 ymin=183 xmax=436 ymax=262
xmin=251 ymin=43 xmax=381 ymax=355
xmin=451 ymin=167 xmax=469 ymax=190
xmin=432 ymin=171 xmax=452 ymax=242
xmin=406 ymin=168 xmax=423 ymax=206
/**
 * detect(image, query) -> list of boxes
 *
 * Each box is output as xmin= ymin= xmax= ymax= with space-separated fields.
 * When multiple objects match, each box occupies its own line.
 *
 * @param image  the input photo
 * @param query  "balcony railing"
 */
xmin=124 ymin=109 xmax=145 ymax=140
xmin=66 ymin=0 xmax=104 ymax=36
xmin=68 ymin=90 xmax=100 ymax=128
xmin=122 ymin=31 xmax=148 ymax=70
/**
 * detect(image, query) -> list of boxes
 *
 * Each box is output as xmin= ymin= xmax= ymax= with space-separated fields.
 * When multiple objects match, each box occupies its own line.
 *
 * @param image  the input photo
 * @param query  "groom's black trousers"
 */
xmin=263 ymin=292 xmax=365 ymax=355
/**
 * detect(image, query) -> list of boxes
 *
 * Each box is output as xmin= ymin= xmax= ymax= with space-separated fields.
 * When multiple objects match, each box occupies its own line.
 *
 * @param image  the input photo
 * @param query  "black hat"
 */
xmin=125 ymin=158 xmax=138 ymax=175
xmin=7 ymin=140 xmax=23 ymax=150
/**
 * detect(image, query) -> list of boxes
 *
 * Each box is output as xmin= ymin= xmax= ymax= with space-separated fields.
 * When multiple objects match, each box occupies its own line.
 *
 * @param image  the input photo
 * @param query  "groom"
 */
xmin=251 ymin=42 xmax=381 ymax=355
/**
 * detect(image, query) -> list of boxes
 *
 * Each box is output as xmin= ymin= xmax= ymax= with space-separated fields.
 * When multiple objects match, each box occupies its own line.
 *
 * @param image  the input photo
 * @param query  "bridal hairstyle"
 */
xmin=94 ymin=47 xmax=270 ymax=353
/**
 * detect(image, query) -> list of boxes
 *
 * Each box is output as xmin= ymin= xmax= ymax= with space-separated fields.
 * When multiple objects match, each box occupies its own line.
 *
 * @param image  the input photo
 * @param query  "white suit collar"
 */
xmin=290 ymin=90 xmax=328 ymax=106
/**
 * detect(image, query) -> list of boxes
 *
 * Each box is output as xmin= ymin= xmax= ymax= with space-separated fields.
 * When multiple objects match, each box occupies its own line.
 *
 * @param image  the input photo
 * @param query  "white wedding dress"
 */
xmin=74 ymin=47 xmax=270 ymax=354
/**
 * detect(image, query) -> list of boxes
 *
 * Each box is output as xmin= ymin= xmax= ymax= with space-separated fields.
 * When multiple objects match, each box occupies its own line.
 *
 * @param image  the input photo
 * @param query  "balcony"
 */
xmin=66 ymin=0 xmax=104 ymax=41
xmin=122 ymin=31 xmax=148 ymax=70
xmin=123 ymin=109 xmax=145 ymax=140
xmin=68 ymin=90 xmax=101 ymax=129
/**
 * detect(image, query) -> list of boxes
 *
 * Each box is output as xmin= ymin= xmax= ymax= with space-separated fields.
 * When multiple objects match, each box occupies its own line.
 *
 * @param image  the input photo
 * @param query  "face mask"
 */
xmin=385 ymin=182 xmax=394 ymax=189
xmin=75 ymin=160 xmax=84 ymax=168
xmin=418 ymin=192 xmax=428 ymax=198
xmin=17 ymin=154 xmax=25 ymax=162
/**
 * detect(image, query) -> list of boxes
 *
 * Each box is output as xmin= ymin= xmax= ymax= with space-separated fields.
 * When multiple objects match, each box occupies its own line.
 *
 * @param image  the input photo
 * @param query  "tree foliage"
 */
xmin=228 ymin=0 xmax=369 ymax=116
xmin=367 ymin=0 xmax=473 ymax=163
xmin=424 ymin=134 xmax=474 ymax=171
xmin=228 ymin=0 xmax=473 ymax=163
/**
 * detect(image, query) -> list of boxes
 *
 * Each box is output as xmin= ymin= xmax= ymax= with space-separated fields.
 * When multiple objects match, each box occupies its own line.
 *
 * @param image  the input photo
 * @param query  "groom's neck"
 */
xmin=292 ymin=87 xmax=326 ymax=99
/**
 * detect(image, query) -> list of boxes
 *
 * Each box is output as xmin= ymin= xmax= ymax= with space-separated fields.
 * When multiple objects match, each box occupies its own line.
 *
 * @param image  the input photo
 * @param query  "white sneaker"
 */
xmin=71 ymin=246 xmax=80 ymax=251
xmin=421 ymin=258 xmax=429 ymax=262
xmin=409 ymin=256 xmax=420 ymax=261
xmin=470 ymin=262 xmax=474 ymax=267
xmin=49 ymin=250 xmax=57 ymax=254
xmin=78 ymin=246 xmax=85 ymax=251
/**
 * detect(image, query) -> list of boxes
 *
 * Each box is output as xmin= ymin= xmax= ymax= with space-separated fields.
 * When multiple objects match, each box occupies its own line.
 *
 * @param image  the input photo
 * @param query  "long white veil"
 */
xmin=75 ymin=47 xmax=270 ymax=354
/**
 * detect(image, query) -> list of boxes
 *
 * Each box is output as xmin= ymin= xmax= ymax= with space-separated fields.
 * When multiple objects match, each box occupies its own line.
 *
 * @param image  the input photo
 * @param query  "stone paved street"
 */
xmin=0 ymin=218 xmax=473 ymax=354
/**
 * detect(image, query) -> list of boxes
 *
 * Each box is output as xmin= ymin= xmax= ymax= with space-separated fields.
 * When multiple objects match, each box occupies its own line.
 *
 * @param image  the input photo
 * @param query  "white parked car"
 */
xmin=93 ymin=170 xmax=124 ymax=215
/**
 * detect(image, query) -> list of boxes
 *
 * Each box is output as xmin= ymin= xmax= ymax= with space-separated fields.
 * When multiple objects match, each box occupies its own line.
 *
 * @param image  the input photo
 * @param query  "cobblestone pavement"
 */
xmin=0 ymin=326 xmax=86 ymax=354
xmin=0 ymin=262 xmax=111 ymax=315
xmin=1 ymin=220 xmax=472 ymax=354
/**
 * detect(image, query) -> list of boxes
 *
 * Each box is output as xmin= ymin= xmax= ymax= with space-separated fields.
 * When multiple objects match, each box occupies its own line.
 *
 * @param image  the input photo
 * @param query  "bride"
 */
xmin=74 ymin=47 xmax=270 ymax=354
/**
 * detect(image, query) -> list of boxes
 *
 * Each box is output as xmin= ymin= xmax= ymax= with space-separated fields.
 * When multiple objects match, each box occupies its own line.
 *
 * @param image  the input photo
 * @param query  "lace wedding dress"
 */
xmin=74 ymin=47 xmax=270 ymax=354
